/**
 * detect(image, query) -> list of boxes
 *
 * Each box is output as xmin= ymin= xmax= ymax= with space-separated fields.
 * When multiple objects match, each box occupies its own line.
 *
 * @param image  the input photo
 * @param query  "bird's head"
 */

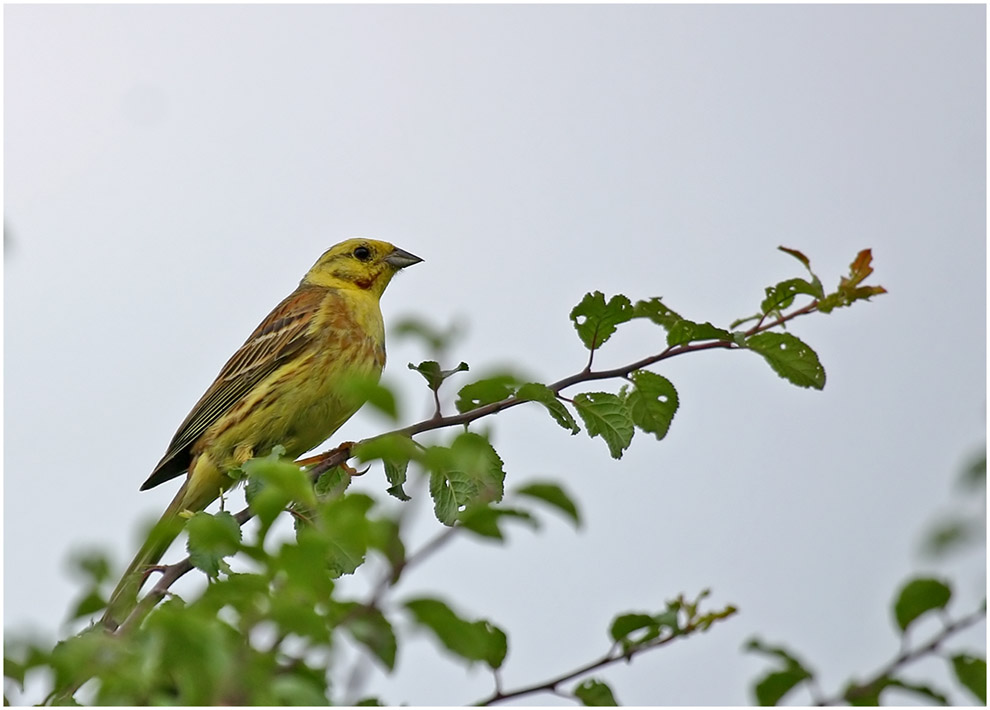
xmin=303 ymin=238 xmax=423 ymax=296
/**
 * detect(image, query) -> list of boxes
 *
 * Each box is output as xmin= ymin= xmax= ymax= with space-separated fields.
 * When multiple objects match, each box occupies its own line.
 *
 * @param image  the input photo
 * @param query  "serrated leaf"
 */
xmin=314 ymin=466 xmax=351 ymax=500
xmin=574 ymin=392 xmax=634 ymax=459
xmin=314 ymin=494 xmax=378 ymax=578
xmin=626 ymin=370 xmax=678 ymax=440
xmin=429 ymin=470 xmax=459 ymax=525
xmin=754 ymin=669 xmax=811 ymax=706
xmin=426 ymin=433 xmax=506 ymax=525
xmin=516 ymin=382 xmax=580 ymax=434
xmin=514 ymin=481 xmax=581 ymax=527
xmin=745 ymin=332 xmax=825 ymax=390
xmin=574 ymin=678 xmax=618 ymax=706
xmin=892 ymin=577 xmax=952 ymax=632
xmin=951 ymin=654 xmax=986 ymax=703
xmin=186 ymin=511 xmax=241 ymax=578
xmin=456 ymin=375 xmax=518 ymax=413
xmin=405 ymin=597 xmax=507 ymax=668
xmin=570 ymin=292 xmax=634 ymax=350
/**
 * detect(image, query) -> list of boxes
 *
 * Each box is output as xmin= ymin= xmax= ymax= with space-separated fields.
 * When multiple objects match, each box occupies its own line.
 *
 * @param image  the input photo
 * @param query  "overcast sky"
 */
xmin=5 ymin=4 xmax=986 ymax=705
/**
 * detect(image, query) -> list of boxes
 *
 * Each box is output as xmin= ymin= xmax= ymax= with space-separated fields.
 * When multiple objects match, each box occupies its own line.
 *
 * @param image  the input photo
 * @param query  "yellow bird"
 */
xmin=102 ymin=238 xmax=422 ymax=631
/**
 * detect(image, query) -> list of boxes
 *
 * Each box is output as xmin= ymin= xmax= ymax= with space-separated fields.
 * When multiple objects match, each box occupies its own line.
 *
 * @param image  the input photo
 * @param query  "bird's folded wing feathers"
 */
xmin=141 ymin=286 xmax=328 ymax=489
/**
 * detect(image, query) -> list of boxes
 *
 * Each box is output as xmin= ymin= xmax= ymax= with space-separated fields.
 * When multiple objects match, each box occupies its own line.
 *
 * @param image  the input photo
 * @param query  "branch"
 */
xmin=113 ymin=296 xmax=824 ymax=628
xmin=821 ymin=604 xmax=987 ymax=705
xmin=473 ymin=614 xmax=735 ymax=706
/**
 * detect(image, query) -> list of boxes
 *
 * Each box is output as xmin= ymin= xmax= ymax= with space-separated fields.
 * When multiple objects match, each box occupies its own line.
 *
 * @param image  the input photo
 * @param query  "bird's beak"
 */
xmin=385 ymin=247 xmax=424 ymax=269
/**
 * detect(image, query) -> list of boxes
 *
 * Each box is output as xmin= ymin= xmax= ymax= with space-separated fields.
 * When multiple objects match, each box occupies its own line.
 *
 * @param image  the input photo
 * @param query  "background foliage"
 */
xmin=4 ymin=249 xmax=985 ymax=705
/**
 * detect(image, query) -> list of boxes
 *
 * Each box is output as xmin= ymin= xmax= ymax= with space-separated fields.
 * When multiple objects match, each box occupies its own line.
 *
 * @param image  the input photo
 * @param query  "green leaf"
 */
xmin=574 ymin=678 xmax=618 ymax=706
xmin=186 ymin=511 xmax=241 ymax=578
xmin=314 ymin=494 xmax=379 ymax=578
xmin=760 ymin=278 xmax=824 ymax=313
xmin=408 ymin=360 xmax=469 ymax=391
xmin=338 ymin=374 xmax=398 ymax=420
xmin=745 ymin=637 xmax=814 ymax=705
xmin=626 ymin=370 xmax=678 ymax=440
xmin=314 ymin=466 xmax=351 ymax=500
xmin=353 ymin=433 xmax=419 ymax=501
xmin=951 ymin=654 xmax=986 ymax=703
xmin=242 ymin=452 xmax=316 ymax=508
xmin=426 ymin=433 xmax=506 ymax=525
xmin=405 ymin=597 xmax=507 ymax=668
xmin=892 ymin=577 xmax=952 ymax=632
xmin=609 ymin=613 xmax=662 ymax=649
xmin=665 ymin=319 xmax=732 ymax=347
xmin=456 ymin=374 xmax=518 ymax=413
xmin=68 ymin=589 xmax=107 ymax=621
xmin=516 ymin=382 xmax=580 ymax=434
xmin=514 ymin=481 xmax=581 ymax=527
xmin=753 ymin=669 xmax=811 ymax=706
xmin=844 ymin=676 xmax=950 ymax=706
xmin=393 ymin=316 xmax=463 ymax=353
xmin=69 ymin=550 xmax=112 ymax=585
xmin=384 ymin=457 xmax=411 ymax=501
xmin=745 ymin=332 xmax=826 ymax=390
xmin=458 ymin=506 xmax=538 ymax=540
xmin=341 ymin=606 xmax=397 ymax=671
xmin=429 ymin=469 xmax=459 ymax=526
xmin=632 ymin=297 xmax=683 ymax=328
xmin=570 ymin=292 xmax=634 ymax=350
xmin=574 ymin=392 xmax=635 ymax=459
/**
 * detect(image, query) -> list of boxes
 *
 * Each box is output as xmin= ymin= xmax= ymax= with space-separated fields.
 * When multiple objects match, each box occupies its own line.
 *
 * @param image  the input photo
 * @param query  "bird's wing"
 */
xmin=141 ymin=285 xmax=327 ymax=489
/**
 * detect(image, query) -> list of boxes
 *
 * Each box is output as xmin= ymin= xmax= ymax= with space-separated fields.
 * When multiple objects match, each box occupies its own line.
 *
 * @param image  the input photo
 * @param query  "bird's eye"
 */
xmin=353 ymin=245 xmax=372 ymax=262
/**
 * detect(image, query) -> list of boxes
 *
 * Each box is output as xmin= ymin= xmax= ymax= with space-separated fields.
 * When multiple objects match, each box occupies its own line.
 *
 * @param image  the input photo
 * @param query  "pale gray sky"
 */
xmin=5 ymin=4 xmax=986 ymax=705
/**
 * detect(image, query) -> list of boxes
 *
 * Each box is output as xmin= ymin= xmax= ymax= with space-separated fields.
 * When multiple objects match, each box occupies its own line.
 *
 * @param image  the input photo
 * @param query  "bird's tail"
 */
xmin=100 ymin=481 xmax=192 ymax=632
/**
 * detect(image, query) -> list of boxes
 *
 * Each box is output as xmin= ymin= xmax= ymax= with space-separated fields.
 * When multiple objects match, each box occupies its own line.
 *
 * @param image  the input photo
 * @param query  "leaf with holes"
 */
xmin=745 ymin=332 xmax=825 ymax=390
xmin=425 ymin=433 xmax=505 ymax=525
xmin=760 ymin=278 xmax=824 ymax=313
xmin=626 ymin=370 xmax=678 ymax=440
xmin=574 ymin=392 xmax=634 ymax=459
xmin=456 ymin=374 xmax=519 ymax=413
xmin=570 ymin=292 xmax=634 ymax=350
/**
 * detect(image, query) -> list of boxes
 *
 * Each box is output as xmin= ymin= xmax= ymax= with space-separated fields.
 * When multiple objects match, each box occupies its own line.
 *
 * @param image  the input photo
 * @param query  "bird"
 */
xmin=101 ymin=238 xmax=422 ymax=631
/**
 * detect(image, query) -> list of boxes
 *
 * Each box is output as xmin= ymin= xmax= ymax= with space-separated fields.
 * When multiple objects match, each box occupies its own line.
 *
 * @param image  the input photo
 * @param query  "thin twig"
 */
xmin=113 ymin=297 xmax=825 ymax=628
xmin=819 ymin=604 xmax=987 ymax=705
xmin=473 ymin=617 xmax=733 ymax=706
